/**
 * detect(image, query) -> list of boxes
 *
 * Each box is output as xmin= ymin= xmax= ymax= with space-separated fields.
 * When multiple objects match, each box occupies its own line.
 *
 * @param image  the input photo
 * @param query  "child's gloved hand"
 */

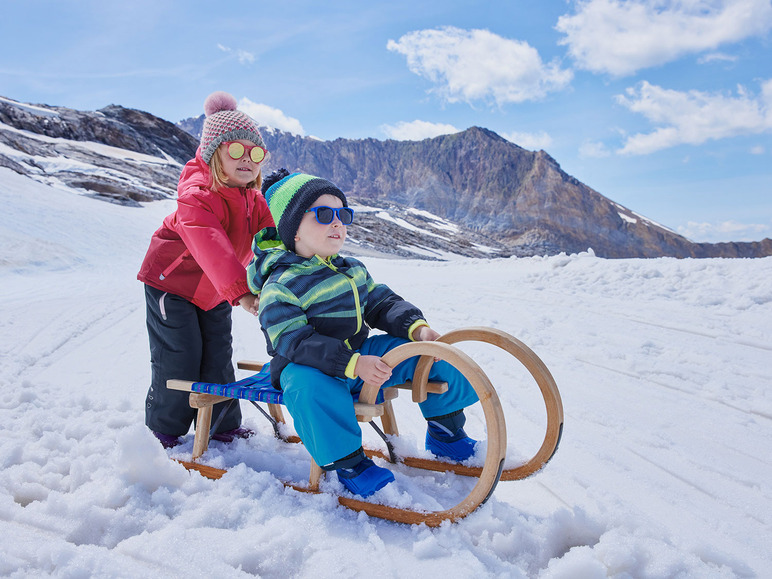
xmin=355 ymin=355 xmax=392 ymax=387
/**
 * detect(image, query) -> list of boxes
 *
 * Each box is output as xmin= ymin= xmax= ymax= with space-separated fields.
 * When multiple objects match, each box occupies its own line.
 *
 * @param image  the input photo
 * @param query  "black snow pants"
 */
xmin=144 ymin=284 xmax=242 ymax=436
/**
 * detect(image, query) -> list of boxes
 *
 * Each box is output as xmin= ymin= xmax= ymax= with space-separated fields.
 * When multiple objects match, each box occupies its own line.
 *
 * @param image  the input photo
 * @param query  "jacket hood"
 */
xmin=177 ymin=149 xmax=212 ymax=192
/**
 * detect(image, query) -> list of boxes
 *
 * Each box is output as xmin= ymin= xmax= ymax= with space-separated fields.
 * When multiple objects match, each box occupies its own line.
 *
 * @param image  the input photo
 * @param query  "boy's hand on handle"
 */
xmin=413 ymin=325 xmax=441 ymax=342
xmin=412 ymin=325 xmax=442 ymax=361
xmin=355 ymin=355 xmax=392 ymax=387
xmin=238 ymin=294 xmax=260 ymax=316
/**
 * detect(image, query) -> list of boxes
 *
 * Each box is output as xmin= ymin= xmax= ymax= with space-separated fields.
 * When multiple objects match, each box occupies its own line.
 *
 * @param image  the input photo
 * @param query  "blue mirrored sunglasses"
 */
xmin=305 ymin=206 xmax=354 ymax=225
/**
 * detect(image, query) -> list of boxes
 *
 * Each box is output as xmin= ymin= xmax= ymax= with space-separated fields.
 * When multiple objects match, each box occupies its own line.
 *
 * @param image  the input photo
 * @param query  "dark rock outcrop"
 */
xmin=0 ymin=96 xmax=197 ymax=205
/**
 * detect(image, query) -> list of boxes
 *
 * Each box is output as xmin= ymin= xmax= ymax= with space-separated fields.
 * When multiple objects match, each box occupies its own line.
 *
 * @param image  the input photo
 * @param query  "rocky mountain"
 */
xmin=2 ymin=95 xmax=768 ymax=259
xmin=181 ymin=115 xmax=771 ymax=259
xmin=0 ymin=96 xmax=197 ymax=206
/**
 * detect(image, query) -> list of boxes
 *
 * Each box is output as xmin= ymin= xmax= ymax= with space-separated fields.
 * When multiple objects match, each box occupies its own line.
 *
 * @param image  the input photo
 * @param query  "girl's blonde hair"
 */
xmin=208 ymin=147 xmax=264 ymax=192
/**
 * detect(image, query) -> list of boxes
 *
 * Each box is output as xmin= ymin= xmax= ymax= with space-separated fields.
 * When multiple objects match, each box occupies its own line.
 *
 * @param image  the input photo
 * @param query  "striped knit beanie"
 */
xmin=262 ymin=169 xmax=348 ymax=252
xmin=200 ymin=91 xmax=265 ymax=164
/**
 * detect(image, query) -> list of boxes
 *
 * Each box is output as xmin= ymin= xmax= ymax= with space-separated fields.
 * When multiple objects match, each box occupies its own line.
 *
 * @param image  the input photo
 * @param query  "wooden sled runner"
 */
xmin=167 ymin=327 xmax=564 ymax=526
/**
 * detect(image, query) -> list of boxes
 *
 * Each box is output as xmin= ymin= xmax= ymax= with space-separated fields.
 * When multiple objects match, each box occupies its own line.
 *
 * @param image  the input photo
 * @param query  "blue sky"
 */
xmin=2 ymin=0 xmax=771 ymax=243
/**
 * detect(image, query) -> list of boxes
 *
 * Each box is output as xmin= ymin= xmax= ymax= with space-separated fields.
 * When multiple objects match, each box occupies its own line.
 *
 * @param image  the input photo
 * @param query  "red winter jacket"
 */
xmin=137 ymin=150 xmax=274 ymax=311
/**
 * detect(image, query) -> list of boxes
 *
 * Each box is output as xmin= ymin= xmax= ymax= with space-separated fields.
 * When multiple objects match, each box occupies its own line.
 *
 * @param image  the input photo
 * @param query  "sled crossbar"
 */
xmin=168 ymin=364 xmax=393 ymax=406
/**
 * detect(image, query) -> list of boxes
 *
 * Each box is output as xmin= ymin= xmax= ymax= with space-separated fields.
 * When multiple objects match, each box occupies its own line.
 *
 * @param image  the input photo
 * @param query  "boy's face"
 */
xmin=294 ymin=194 xmax=347 ymax=259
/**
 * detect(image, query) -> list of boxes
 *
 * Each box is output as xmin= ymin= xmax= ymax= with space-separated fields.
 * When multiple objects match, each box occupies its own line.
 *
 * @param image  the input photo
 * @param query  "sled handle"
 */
xmin=359 ymin=340 xmax=507 ymax=525
xmin=419 ymin=327 xmax=564 ymax=480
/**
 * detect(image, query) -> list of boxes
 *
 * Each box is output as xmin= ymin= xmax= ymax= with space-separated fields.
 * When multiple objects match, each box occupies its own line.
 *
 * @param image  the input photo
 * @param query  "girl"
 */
xmin=138 ymin=91 xmax=274 ymax=448
xmin=247 ymin=170 xmax=480 ymax=497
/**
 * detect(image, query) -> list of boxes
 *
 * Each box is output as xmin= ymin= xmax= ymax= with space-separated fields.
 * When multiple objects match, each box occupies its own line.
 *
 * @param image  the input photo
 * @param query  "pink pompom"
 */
xmin=203 ymin=91 xmax=238 ymax=117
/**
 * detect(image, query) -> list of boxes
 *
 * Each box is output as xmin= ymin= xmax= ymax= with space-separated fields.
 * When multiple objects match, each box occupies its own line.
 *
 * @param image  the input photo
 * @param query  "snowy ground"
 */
xmin=1 ymin=166 xmax=770 ymax=578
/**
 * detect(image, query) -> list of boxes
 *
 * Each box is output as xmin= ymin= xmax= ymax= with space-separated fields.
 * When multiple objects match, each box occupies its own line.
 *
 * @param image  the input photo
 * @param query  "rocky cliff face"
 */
xmin=2 ymin=95 xmax=767 ymax=259
xmin=220 ymin=124 xmax=769 ymax=259
xmin=0 ymin=96 xmax=197 ymax=206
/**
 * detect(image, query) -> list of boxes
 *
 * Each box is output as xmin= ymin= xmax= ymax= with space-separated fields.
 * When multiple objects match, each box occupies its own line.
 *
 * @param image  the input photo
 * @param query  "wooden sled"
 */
xmin=167 ymin=327 xmax=563 ymax=526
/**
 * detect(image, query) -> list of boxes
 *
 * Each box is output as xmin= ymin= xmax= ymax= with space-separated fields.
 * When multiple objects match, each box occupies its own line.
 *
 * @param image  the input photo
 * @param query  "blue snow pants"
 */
xmin=280 ymin=334 xmax=479 ymax=468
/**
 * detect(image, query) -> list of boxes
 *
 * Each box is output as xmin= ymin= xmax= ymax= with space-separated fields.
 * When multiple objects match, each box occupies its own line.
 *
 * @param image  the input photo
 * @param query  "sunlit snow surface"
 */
xmin=1 ymin=167 xmax=770 ymax=578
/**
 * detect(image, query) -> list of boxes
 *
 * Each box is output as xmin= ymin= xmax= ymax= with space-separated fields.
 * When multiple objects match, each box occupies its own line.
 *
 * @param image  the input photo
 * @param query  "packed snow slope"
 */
xmin=1 ymin=166 xmax=770 ymax=578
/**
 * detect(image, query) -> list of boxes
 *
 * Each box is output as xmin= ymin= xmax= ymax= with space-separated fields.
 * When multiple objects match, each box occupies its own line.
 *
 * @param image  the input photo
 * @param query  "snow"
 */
xmin=376 ymin=211 xmax=450 ymax=240
xmin=1 ymin=166 xmax=770 ymax=578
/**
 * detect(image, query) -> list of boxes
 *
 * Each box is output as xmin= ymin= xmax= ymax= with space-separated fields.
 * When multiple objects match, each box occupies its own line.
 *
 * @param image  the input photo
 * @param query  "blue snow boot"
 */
xmin=425 ymin=410 xmax=478 ymax=462
xmin=336 ymin=457 xmax=395 ymax=498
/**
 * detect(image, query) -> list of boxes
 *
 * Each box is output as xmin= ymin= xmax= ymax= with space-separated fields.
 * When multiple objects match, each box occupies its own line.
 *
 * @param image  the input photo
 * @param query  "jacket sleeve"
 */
xmin=175 ymin=188 xmax=249 ymax=306
xmin=259 ymin=281 xmax=356 ymax=378
xmin=362 ymin=269 xmax=425 ymax=339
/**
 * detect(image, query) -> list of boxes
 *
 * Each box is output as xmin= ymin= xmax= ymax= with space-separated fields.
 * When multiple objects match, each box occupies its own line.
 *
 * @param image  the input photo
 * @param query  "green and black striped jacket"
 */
xmin=247 ymin=228 xmax=425 ymax=388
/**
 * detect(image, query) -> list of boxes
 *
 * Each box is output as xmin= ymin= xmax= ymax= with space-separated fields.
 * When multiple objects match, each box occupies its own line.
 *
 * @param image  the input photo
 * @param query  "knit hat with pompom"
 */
xmin=199 ymin=91 xmax=266 ymax=164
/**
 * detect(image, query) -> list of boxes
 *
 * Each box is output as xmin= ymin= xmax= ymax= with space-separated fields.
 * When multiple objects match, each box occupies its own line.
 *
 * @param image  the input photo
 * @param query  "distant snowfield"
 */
xmin=1 ymin=167 xmax=770 ymax=578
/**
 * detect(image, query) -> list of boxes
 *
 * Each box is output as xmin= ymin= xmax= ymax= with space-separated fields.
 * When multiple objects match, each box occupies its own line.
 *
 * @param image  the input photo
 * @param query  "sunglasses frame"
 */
xmin=305 ymin=206 xmax=355 ymax=225
xmin=222 ymin=141 xmax=267 ymax=163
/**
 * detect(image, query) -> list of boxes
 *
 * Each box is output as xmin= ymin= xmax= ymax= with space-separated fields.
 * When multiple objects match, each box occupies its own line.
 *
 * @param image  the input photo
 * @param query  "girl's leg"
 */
xmin=144 ymin=285 xmax=202 ymax=437
xmin=197 ymin=301 xmax=241 ymax=433
xmin=281 ymin=363 xmax=363 ymax=468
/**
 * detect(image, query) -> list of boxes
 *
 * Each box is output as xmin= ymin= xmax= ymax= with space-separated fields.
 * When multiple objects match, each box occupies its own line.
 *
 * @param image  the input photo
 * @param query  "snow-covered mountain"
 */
xmin=1 ymin=164 xmax=771 ymax=577
xmin=4 ymin=95 xmax=770 ymax=260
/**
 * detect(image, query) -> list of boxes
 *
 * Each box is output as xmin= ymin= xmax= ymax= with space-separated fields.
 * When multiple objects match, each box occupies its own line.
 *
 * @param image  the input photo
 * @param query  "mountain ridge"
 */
xmin=1 ymin=95 xmax=769 ymax=259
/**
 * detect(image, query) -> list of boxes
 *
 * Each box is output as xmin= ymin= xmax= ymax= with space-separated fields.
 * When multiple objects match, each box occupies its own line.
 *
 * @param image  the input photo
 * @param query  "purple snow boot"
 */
xmin=212 ymin=427 xmax=255 ymax=443
xmin=152 ymin=431 xmax=182 ymax=449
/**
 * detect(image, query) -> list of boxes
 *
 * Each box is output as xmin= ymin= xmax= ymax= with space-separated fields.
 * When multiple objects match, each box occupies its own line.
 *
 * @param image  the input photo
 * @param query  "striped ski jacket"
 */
xmin=247 ymin=228 xmax=427 ymax=388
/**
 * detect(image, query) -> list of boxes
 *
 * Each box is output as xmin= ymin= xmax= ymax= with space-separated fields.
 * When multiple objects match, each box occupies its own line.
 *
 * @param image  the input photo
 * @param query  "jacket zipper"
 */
xmin=323 ymin=259 xmax=362 ymax=347
xmin=243 ymin=188 xmax=252 ymax=233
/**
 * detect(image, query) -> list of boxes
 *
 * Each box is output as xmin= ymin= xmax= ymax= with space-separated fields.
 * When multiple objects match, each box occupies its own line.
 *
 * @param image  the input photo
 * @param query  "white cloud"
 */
xmin=217 ymin=44 xmax=255 ymax=65
xmin=387 ymin=26 xmax=572 ymax=105
xmin=500 ymin=130 xmax=553 ymax=150
xmin=556 ymin=0 xmax=772 ymax=76
xmin=238 ymin=98 xmax=305 ymax=136
xmin=697 ymin=52 xmax=739 ymax=65
xmin=579 ymin=140 xmax=612 ymax=158
xmin=615 ymin=80 xmax=772 ymax=154
xmin=750 ymin=145 xmax=766 ymax=154
xmin=381 ymin=120 xmax=460 ymax=141
xmin=677 ymin=220 xmax=772 ymax=242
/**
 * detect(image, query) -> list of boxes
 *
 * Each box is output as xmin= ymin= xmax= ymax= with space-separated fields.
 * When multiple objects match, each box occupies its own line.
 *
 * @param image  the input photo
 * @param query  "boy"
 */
xmin=247 ymin=170 xmax=479 ymax=497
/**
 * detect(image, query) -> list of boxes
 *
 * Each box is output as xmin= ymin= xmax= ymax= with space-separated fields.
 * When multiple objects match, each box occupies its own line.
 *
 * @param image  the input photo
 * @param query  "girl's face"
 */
xmin=294 ymin=194 xmax=347 ymax=259
xmin=216 ymin=139 xmax=263 ymax=187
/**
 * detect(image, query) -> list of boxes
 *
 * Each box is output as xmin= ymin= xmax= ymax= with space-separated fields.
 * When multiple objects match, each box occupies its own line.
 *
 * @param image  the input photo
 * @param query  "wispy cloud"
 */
xmin=500 ymin=130 xmax=553 ymax=151
xmin=557 ymin=0 xmax=772 ymax=76
xmin=381 ymin=120 xmax=460 ymax=141
xmin=579 ymin=140 xmax=612 ymax=158
xmin=387 ymin=26 xmax=572 ymax=106
xmin=217 ymin=44 xmax=255 ymax=65
xmin=678 ymin=220 xmax=772 ymax=242
xmin=697 ymin=52 xmax=739 ymax=65
xmin=238 ymin=98 xmax=304 ymax=135
xmin=615 ymin=79 xmax=772 ymax=154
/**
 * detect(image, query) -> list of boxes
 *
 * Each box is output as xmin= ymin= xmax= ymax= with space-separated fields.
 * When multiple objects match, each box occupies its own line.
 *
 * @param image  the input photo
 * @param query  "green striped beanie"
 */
xmin=262 ymin=170 xmax=348 ymax=252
